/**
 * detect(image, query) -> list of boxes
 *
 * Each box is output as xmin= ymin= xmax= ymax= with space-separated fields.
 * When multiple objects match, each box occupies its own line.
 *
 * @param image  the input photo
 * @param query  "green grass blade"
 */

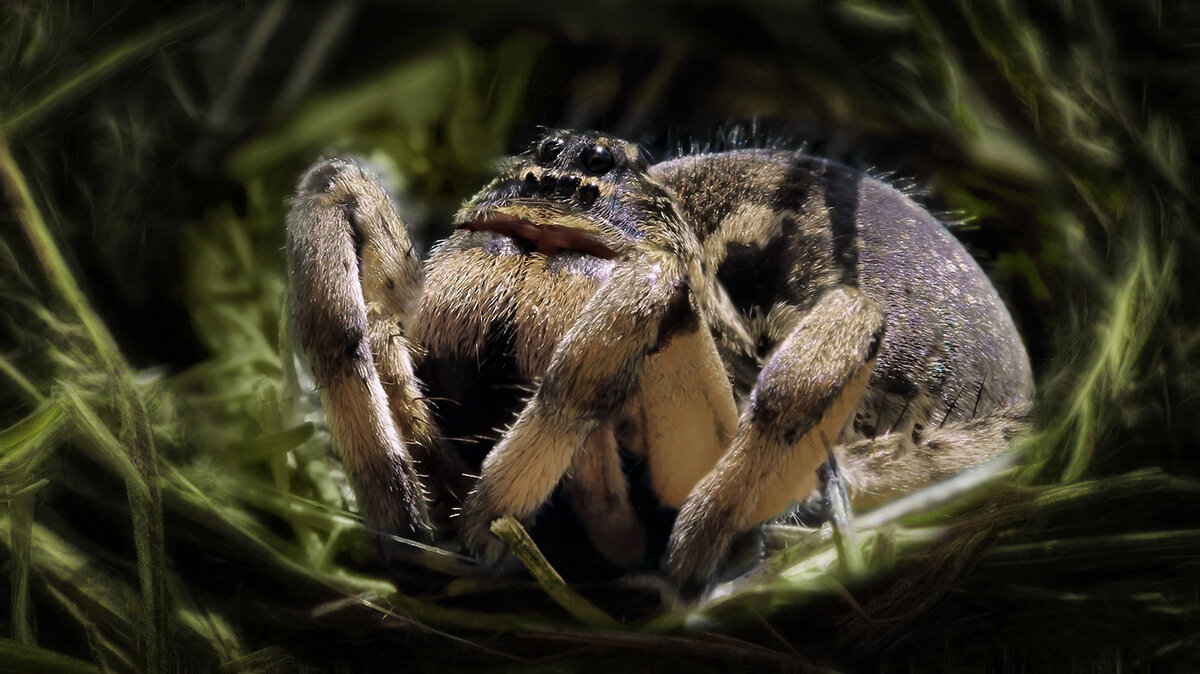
xmin=2 ymin=8 xmax=224 ymax=138
xmin=0 ymin=398 xmax=67 ymax=478
xmin=0 ymin=638 xmax=102 ymax=674
xmin=0 ymin=134 xmax=168 ymax=672
xmin=0 ymin=352 xmax=42 ymax=405
xmin=7 ymin=483 xmax=38 ymax=646
xmin=491 ymin=516 xmax=619 ymax=628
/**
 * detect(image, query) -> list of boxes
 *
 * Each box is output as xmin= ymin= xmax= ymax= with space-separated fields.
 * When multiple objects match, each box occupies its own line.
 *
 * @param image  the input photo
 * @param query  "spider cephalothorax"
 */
xmin=458 ymin=130 xmax=683 ymax=256
xmin=285 ymin=129 xmax=1033 ymax=587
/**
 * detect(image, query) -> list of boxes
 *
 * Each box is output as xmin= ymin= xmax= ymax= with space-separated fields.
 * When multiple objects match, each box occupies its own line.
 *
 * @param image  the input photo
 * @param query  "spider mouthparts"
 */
xmin=463 ymin=213 xmax=617 ymax=259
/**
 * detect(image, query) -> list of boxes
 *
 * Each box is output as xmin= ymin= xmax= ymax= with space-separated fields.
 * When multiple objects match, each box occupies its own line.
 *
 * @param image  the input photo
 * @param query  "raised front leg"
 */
xmin=457 ymin=250 xmax=694 ymax=563
xmin=286 ymin=158 xmax=436 ymax=542
xmin=667 ymin=285 xmax=885 ymax=586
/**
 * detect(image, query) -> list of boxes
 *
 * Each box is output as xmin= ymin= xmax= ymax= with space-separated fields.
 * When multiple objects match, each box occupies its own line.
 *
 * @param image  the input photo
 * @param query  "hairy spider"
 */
xmin=285 ymin=129 xmax=1033 ymax=587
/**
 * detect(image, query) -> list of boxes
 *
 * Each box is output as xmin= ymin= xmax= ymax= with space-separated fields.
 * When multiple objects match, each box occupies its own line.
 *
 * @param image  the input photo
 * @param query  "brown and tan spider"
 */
xmin=285 ymin=129 xmax=1033 ymax=588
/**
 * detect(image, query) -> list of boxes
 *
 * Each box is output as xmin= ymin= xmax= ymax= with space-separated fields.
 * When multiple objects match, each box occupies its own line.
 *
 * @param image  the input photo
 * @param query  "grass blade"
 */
xmin=0 ymin=638 xmax=102 ymax=674
xmin=490 ymin=516 xmax=619 ymax=628
xmin=2 ymin=8 xmax=223 ymax=138
xmin=0 ymin=133 xmax=168 ymax=672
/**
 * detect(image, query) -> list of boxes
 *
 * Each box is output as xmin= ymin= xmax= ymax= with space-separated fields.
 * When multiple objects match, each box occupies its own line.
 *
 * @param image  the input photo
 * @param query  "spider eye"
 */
xmin=537 ymin=137 xmax=565 ymax=164
xmin=579 ymin=144 xmax=615 ymax=175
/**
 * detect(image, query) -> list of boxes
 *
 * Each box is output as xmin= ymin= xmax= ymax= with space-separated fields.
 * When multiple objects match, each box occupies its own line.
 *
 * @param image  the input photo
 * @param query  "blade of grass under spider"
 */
xmin=682 ymin=465 xmax=1067 ymax=628
xmin=224 ymin=473 xmax=479 ymax=576
xmin=667 ymin=457 xmax=1023 ymax=628
xmin=855 ymin=450 xmax=1021 ymax=529
xmin=490 ymin=516 xmax=619 ymax=628
xmin=364 ymin=591 xmax=543 ymax=633
xmin=705 ymin=473 xmax=1200 ymax=631
xmin=0 ymin=133 xmax=168 ymax=672
xmin=642 ymin=526 xmax=933 ymax=633
xmin=517 ymin=625 xmax=804 ymax=668
xmin=162 ymin=463 xmax=525 ymax=632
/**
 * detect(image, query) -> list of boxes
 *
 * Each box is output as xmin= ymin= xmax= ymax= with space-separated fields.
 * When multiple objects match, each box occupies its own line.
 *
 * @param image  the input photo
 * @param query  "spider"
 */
xmin=285 ymin=129 xmax=1033 ymax=588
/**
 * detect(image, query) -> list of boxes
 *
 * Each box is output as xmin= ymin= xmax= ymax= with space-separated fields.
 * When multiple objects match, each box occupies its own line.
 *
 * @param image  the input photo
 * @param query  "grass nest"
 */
xmin=1 ymin=2 xmax=1197 ymax=671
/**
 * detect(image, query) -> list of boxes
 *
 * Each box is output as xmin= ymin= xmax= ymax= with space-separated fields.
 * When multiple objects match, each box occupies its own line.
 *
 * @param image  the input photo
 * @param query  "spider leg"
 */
xmin=566 ymin=278 xmax=745 ymax=567
xmin=457 ymin=250 xmax=694 ymax=563
xmin=564 ymin=422 xmax=646 ymax=566
xmin=634 ymin=311 xmax=740 ymax=510
xmin=286 ymin=158 xmax=437 ymax=544
xmin=835 ymin=401 xmax=1032 ymax=508
xmin=667 ymin=284 xmax=885 ymax=586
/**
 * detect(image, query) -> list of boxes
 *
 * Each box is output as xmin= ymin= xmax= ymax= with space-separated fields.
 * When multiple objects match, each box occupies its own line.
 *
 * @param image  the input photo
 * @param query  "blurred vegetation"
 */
xmin=1 ymin=1 xmax=1197 ymax=671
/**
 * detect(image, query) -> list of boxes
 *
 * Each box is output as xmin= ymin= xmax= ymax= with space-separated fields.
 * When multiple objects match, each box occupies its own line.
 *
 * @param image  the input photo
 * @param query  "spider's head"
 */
xmin=455 ymin=130 xmax=687 ymax=258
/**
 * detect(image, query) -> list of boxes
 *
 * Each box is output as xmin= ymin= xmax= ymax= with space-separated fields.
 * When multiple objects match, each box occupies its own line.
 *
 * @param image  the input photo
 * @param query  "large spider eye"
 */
xmin=537 ymin=137 xmax=565 ymax=164
xmin=579 ymin=144 xmax=615 ymax=175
